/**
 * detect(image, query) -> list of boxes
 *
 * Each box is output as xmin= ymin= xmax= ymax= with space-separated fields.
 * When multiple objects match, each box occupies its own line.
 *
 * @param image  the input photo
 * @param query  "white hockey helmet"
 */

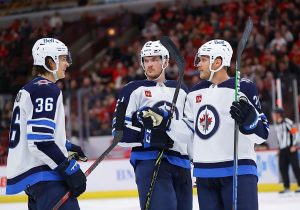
xmin=32 ymin=38 xmax=71 ymax=81
xmin=194 ymin=39 xmax=233 ymax=81
xmin=140 ymin=40 xmax=169 ymax=70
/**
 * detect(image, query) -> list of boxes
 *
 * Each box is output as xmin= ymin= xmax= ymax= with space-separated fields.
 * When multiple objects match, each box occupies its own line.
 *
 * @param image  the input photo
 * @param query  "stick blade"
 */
xmin=237 ymin=17 xmax=253 ymax=57
xmin=160 ymin=36 xmax=185 ymax=73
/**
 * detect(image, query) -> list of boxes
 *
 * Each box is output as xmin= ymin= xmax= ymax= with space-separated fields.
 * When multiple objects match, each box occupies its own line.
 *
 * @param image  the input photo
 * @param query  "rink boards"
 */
xmin=0 ymin=150 xmax=300 ymax=203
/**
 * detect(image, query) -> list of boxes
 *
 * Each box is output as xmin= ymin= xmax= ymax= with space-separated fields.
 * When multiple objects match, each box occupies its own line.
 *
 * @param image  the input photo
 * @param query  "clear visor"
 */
xmin=57 ymin=52 xmax=72 ymax=66
xmin=194 ymin=53 xmax=200 ymax=67
xmin=67 ymin=51 xmax=72 ymax=65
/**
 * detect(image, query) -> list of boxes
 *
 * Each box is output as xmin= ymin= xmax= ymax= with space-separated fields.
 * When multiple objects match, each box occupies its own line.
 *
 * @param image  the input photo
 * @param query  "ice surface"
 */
xmin=0 ymin=193 xmax=299 ymax=210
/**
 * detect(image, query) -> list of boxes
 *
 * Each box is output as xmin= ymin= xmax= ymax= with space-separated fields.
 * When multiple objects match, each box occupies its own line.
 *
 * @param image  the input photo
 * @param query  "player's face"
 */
xmin=143 ymin=56 xmax=163 ymax=80
xmin=196 ymin=55 xmax=211 ymax=80
xmin=57 ymin=55 xmax=70 ymax=79
xmin=272 ymin=112 xmax=282 ymax=123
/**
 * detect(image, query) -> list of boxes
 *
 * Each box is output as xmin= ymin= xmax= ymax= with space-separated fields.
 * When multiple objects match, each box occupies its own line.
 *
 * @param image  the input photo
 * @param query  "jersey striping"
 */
xmin=6 ymin=77 xmax=68 ymax=194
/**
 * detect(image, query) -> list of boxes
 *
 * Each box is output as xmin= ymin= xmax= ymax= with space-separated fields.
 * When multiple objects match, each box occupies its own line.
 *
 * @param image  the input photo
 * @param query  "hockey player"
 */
xmin=190 ymin=40 xmax=269 ymax=210
xmin=146 ymin=39 xmax=269 ymax=210
xmin=112 ymin=40 xmax=192 ymax=210
xmin=6 ymin=38 xmax=87 ymax=210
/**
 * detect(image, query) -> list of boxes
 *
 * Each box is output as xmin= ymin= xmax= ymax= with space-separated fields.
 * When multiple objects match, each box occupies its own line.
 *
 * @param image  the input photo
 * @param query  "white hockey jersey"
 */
xmin=113 ymin=80 xmax=192 ymax=169
xmin=170 ymin=78 xmax=269 ymax=178
xmin=6 ymin=76 xmax=68 ymax=194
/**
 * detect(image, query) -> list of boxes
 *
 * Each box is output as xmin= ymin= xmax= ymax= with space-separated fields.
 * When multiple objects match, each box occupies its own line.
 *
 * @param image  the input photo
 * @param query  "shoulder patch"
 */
xmin=241 ymin=78 xmax=253 ymax=84
xmin=34 ymin=80 xmax=52 ymax=86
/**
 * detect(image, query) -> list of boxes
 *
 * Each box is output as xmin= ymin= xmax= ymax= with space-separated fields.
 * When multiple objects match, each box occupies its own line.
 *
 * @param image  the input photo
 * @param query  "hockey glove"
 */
xmin=56 ymin=158 xmax=87 ymax=197
xmin=66 ymin=140 xmax=88 ymax=162
xmin=230 ymin=99 xmax=258 ymax=131
xmin=132 ymin=106 xmax=153 ymax=128
xmin=138 ymin=107 xmax=171 ymax=131
xmin=149 ymin=129 xmax=174 ymax=149
xmin=144 ymin=107 xmax=171 ymax=130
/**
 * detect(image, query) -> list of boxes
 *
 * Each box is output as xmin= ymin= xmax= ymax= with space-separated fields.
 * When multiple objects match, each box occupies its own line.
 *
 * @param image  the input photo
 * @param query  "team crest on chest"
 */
xmin=195 ymin=105 xmax=219 ymax=139
xmin=153 ymin=101 xmax=179 ymax=120
xmin=196 ymin=95 xmax=202 ymax=103
xmin=144 ymin=90 xmax=152 ymax=97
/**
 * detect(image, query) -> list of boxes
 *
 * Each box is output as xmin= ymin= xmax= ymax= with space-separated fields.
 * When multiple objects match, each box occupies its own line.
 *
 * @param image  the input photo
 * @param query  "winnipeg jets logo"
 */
xmin=153 ymin=101 xmax=179 ymax=120
xmin=199 ymin=108 xmax=213 ymax=133
xmin=34 ymin=80 xmax=51 ymax=86
xmin=195 ymin=105 xmax=219 ymax=140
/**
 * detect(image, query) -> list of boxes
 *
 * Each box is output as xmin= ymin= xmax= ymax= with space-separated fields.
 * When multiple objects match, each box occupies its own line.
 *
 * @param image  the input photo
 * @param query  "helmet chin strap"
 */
xmin=208 ymin=62 xmax=223 ymax=82
xmin=44 ymin=63 xmax=59 ymax=82
xmin=52 ymin=71 xmax=59 ymax=82
xmin=144 ymin=62 xmax=167 ymax=82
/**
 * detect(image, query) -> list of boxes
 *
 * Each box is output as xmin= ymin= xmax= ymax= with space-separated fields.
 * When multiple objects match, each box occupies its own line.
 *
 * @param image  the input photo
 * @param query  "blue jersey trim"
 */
xmin=32 ymin=126 xmax=54 ymax=134
xmin=125 ymin=116 xmax=132 ymax=122
xmin=130 ymin=151 xmax=191 ymax=169
xmin=194 ymin=159 xmax=256 ymax=168
xmin=193 ymin=165 xmax=257 ymax=178
xmin=65 ymin=140 xmax=72 ymax=150
xmin=6 ymin=171 xmax=62 ymax=194
xmin=165 ymin=155 xmax=191 ymax=169
xmin=27 ymin=134 xmax=53 ymax=140
xmin=27 ymin=119 xmax=56 ymax=129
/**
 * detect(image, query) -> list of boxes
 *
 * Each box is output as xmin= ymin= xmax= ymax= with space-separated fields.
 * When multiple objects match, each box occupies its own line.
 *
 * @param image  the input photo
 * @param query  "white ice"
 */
xmin=0 ymin=193 xmax=299 ymax=210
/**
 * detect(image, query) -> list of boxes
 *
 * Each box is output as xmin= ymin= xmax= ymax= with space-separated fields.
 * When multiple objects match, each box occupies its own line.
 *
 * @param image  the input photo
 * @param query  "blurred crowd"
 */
xmin=1 ymin=0 xmax=300 ymax=161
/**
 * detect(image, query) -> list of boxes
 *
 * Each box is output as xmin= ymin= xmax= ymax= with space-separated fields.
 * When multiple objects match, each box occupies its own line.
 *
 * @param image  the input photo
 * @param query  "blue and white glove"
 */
xmin=56 ymin=158 xmax=87 ymax=197
xmin=66 ymin=140 xmax=88 ymax=162
xmin=135 ymin=106 xmax=154 ymax=128
xmin=230 ymin=99 xmax=258 ymax=131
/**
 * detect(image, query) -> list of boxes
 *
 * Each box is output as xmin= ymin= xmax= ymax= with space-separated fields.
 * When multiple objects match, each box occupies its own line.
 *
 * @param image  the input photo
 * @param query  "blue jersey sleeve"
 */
xmin=240 ymin=78 xmax=269 ymax=139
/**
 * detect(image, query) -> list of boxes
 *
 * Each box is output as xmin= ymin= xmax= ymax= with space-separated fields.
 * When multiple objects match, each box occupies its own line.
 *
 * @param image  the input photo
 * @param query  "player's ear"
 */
xmin=214 ymin=57 xmax=223 ymax=68
xmin=46 ymin=56 xmax=56 ymax=70
xmin=215 ymin=57 xmax=222 ymax=66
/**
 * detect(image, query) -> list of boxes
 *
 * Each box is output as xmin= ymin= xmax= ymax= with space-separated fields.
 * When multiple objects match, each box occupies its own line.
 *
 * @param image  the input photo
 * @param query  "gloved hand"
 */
xmin=230 ymin=99 xmax=258 ymax=130
xmin=149 ymin=129 xmax=174 ymax=149
xmin=138 ymin=107 xmax=171 ymax=131
xmin=56 ymin=158 xmax=87 ymax=197
xmin=66 ymin=140 xmax=88 ymax=162
xmin=135 ymin=106 xmax=154 ymax=128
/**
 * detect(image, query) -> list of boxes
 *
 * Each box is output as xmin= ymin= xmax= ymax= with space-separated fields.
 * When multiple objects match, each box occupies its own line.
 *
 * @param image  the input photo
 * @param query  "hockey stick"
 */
xmin=52 ymin=99 xmax=126 ymax=210
xmin=232 ymin=17 xmax=253 ymax=210
xmin=143 ymin=36 xmax=185 ymax=210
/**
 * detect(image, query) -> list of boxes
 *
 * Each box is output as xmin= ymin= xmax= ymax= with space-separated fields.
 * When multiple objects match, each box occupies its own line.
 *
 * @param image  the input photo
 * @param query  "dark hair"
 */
xmin=215 ymin=56 xmax=230 ymax=70
xmin=31 ymin=56 xmax=54 ymax=76
xmin=273 ymin=107 xmax=284 ymax=115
